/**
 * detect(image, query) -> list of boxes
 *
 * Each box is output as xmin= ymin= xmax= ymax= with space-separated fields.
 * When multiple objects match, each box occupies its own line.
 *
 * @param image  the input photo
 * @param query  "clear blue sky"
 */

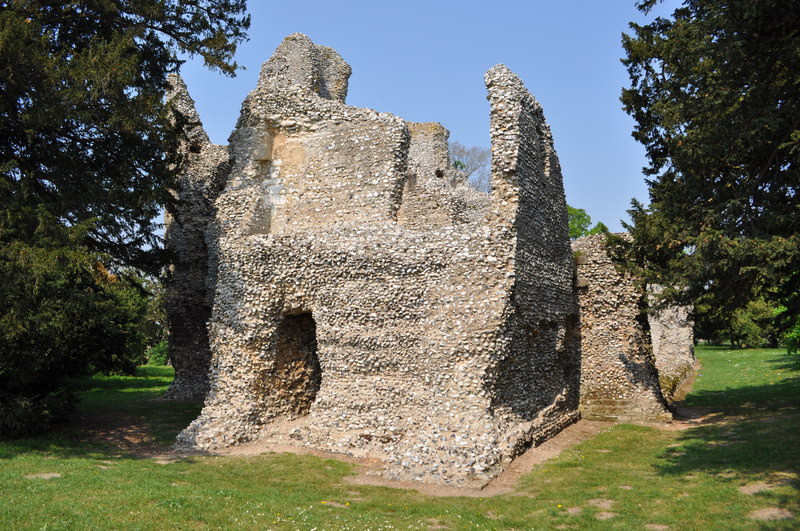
xmin=180 ymin=0 xmax=680 ymax=232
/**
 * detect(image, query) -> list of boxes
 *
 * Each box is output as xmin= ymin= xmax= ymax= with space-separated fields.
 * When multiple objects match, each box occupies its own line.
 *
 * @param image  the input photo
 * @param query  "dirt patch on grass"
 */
xmin=73 ymin=411 xmax=166 ymax=457
xmin=588 ymin=498 xmax=616 ymax=510
xmin=424 ymin=517 xmax=448 ymax=529
xmin=71 ymin=398 xmax=200 ymax=459
xmin=746 ymin=508 xmax=794 ymax=520
xmin=320 ymin=500 xmax=349 ymax=508
xmin=738 ymin=482 xmax=779 ymax=495
xmin=595 ymin=511 xmax=616 ymax=520
xmin=212 ymin=419 xmax=611 ymax=498
xmin=24 ymin=473 xmax=61 ymax=479
xmin=738 ymin=475 xmax=795 ymax=495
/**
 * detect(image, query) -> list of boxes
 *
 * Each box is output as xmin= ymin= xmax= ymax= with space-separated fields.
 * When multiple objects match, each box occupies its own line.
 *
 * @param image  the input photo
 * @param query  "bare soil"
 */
xmin=73 ymin=411 xmax=165 ymax=457
xmin=205 ymin=419 xmax=613 ymax=497
xmin=746 ymin=508 xmax=794 ymax=521
xmin=76 ymin=407 xmax=612 ymax=497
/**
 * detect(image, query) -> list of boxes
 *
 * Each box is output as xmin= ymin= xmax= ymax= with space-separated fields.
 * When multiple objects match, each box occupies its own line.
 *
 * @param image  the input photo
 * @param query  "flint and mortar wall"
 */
xmin=572 ymin=234 xmax=671 ymax=421
xmin=174 ymin=33 xmax=580 ymax=486
xmin=396 ymin=122 xmax=490 ymax=229
xmin=483 ymin=65 xmax=581 ymax=449
xmin=648 ymin=286 xmax=697 ymax=402
xmin=164 ymin=75 xmax=230 ymax=400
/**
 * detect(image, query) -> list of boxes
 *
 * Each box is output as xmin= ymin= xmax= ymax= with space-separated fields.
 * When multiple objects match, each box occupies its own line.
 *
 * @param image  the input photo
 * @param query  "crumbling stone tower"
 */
xmin=173 ymin=34 xmax=581 ymax=486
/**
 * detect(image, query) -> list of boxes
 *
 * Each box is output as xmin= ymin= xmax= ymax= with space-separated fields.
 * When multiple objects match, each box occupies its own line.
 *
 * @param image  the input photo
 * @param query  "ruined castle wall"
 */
xmin=164 ymin=76 xmax=230 ymax=400
xmin=483 ymin=65 xmax=581 ymax=447
xmin=397 ymin=122 xmax=490 ymax=229
xmin=573 ymin=234 xmax=671 ymax=421
xmin=176 ymin=34 xmax=581 ymax=486
xmin=256 ymin=34 xmax=350 ymax=102
xmin=217 ymin=100 xmax=409 ymax=238
xmin=648 ymin=286 xmax=697 ymax=401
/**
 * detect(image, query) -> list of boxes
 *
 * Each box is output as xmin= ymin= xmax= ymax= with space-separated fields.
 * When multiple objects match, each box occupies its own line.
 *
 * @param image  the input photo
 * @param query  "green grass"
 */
xmin=1 ymin=349 xmax=798 ymax=529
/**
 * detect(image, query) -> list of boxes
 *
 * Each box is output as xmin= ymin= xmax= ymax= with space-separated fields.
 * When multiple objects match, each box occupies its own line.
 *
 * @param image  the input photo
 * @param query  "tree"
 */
xmin=567 ymin=205 xmax=608 ymax=240
xmin=449 ymin=141 xmax=491 ymax=192
xmin=0 ymin=1 xmax=250 ymax=436
xmin=1 ymin=0 xmax=250 ymax=271
xmin=618 ymin=0 xmax=800 ymax=328
xmin=0 ymin=210 xmax=153 ymax=436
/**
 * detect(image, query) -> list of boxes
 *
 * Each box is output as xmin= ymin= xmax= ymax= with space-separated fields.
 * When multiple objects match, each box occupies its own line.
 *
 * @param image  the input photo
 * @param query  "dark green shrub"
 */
xmin=729 ymin=299 xmax=780 ymax=348
xmin=784 ymin=319 xmax=800 ymax=355
xmin=0 ymin=210 xmax=150 ymax=437
xmin=146 ymin=340 xmax=170 ymax=366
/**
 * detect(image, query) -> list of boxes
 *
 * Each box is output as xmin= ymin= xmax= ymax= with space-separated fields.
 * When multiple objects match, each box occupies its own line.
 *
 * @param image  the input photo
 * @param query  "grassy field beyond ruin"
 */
xmin=0 ymin=345 xmax=797 ymax=529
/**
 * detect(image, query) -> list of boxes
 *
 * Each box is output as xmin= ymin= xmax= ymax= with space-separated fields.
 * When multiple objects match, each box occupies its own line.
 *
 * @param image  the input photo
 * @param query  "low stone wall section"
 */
xmin=572 ymin=234 xmax=671 ymax=422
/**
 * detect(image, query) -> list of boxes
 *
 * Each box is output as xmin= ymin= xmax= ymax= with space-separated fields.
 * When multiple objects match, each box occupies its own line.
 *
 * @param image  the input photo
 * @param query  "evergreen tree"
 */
xmin=0 ymin=0 xmax=250 ymax=436
xmin=1 ymin=0 xmax=249 ymax=270
xmin=618 ymin=0 xmax=800 ymax=327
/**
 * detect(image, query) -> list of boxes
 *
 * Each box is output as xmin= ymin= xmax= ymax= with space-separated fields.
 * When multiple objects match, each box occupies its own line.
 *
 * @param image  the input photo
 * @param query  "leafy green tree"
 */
xmin=618 ymin=0 xmax=800 ymax=326
xmin=783 ymin=319 xmax=800 ymax=355
xmin=567 ymin=205 xmax=608 ymax=240
xmin=0 ymin=208 xmax=152 ymax=436
xmin=0 ymin=0 xmax=250 ymax=436
xmin=728 ymin=298 xmax=780 ymax=349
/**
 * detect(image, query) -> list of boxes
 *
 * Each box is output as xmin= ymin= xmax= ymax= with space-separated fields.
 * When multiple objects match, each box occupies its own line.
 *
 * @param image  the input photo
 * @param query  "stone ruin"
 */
xmin=574 ymin=235 xmax=671 ymax=421
xmin=164 ymin=34 xmax=695 ymax=486
xmin=163 ymin=75 xmax=229 ymax=401
xmin=647 ymin=285 xmax=697 ymax=402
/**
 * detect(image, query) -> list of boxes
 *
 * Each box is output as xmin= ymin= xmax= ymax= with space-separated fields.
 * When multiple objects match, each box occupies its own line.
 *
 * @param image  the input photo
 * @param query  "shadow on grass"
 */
xmin=0 ymin=366 xmax=202 ymax=461
xmin=657 ymin=412 xmax=800 ymax=477
xmin=682 ymin=375 xmax=800 ymax=412
xmin=657 ymin=369 xmax=800 ymax=488
xmin=766 ymin=355 xmax=800 ymax=371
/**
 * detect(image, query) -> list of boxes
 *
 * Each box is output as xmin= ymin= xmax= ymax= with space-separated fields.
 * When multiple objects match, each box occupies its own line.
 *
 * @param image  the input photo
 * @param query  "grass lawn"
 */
xmin=1 ymin=347 xmax=798 ymax=529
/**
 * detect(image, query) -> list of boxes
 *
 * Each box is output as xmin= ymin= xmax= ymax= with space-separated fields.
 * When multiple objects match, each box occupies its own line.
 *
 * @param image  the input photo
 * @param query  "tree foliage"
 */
xmin=0 ymin=209 xmax=153 ymax=436
xmin=1 ymin=0 xmax=250 ymax=271
xmin=449 ymin=141 xmax=491 ymax=192
xmin=618 ymin=0 xmax=800 ymax=326
xmin=0 ymin=0 xmax=249 ymax=436
xmin=567 ymin=205 xmax=608 ymax=240
xmin=784 ymin=319 xmax=800 ymax=355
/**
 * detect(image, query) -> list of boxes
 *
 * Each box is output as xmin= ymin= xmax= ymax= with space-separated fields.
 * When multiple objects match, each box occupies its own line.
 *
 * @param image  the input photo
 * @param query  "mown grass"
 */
xmin=0 ymin=348 xmax=798 ymax=529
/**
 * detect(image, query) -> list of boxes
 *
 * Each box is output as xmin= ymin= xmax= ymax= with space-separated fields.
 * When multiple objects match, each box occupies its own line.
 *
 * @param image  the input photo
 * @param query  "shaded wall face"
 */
xmin=573 ymin=235 xmax=670 ymax=421
xmin=253 ymin=312 xmax=321 ymax=418
xmin=164 ymin=75 xmax=231 ymax=401
xmin=482 ymin=65 xmax=581 ymax=433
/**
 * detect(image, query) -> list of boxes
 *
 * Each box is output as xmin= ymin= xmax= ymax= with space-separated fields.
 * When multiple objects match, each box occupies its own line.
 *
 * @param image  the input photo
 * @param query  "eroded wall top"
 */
xmin=258 ymin=33 xmax=351 ymax=102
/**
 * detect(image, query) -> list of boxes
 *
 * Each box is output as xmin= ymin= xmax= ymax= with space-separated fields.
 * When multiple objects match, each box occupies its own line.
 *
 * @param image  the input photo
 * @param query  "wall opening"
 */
xmin=272 ymin=312 xmax=321 ymax=417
